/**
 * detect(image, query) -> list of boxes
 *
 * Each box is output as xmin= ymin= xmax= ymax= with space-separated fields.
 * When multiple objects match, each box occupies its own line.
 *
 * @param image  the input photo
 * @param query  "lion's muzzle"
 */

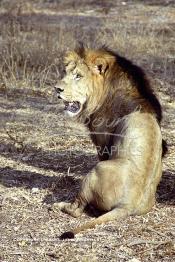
xmin=55 ymin=86 xmax=82 ymax=115
xmin=55 ymin=86 xmax=64 ymax=99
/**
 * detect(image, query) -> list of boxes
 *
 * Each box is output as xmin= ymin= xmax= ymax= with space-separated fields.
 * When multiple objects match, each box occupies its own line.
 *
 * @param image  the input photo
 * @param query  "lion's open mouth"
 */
xmin=63 ymin=100 xmax=81 ymax=114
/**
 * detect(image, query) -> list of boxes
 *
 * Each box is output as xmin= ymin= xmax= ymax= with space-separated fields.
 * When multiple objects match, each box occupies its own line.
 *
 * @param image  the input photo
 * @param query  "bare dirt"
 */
xmin=0 ymin=1 xmax=175 ymax=261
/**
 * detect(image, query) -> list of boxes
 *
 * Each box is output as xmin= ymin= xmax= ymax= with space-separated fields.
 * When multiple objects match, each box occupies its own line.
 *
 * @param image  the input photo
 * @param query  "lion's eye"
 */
xmin=75 ymin=73 xmax=82 ymax=80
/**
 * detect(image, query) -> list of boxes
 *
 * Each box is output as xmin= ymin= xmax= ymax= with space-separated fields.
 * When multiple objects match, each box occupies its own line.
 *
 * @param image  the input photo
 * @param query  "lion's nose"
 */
xmin=55 ymin=87 xmax=64 ymax=93
xmin=54 ymin=86 xmax=64 ymax=99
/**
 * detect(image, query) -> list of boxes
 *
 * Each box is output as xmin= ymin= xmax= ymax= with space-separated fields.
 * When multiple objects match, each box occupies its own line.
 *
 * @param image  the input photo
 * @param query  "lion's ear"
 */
xmin=93 ymin=58 xmax=108 ymax=75
xmin=75 ymin=42 xmax=85 ymax=58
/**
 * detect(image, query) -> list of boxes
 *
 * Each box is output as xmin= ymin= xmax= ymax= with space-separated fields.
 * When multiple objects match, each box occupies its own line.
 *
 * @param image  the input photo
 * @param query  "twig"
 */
xmin=127 ymin=239 xmax=174 ymax=247
xmin=67 ymin=166 xmax=71 ymax=175
xmin=127 ymin=239 xmax=159 ymax=247
xmin=147 ymin=226 xmax=169 ymax=238
xmin=137 ymin=240 xmax=174 ymax=255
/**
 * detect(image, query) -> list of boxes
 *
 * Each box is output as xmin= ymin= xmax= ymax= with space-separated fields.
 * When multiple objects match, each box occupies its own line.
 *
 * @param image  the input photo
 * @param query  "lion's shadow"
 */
xmin=0 ymin=141 xmax=96 ymax=203
xmin=156 ymin=170 xmax=175 ymax=205
xmin=0 ymin=141 xmax=97 ymax=174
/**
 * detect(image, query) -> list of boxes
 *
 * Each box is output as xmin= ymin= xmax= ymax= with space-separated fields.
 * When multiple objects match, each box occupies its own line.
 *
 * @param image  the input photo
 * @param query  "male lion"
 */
xmin=55 ymin=46 xmax=166 ymax=239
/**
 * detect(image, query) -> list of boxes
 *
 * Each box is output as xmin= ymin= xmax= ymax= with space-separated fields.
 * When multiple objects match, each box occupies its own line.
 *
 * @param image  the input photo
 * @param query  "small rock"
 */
xmin=14 ymin=225 xmax=20 ymax=231
xmin=31 ymin=187 xmax=39 ymax=194
xmin=127 ymin=259 xmax=141 ymax=262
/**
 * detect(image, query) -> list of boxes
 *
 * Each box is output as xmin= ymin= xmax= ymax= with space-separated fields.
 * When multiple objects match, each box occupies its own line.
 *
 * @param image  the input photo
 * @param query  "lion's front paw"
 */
xmin=53 ymin=201 xmax=70 ymax=210
xmin=53 ymin=201 xmax=83 ymax=218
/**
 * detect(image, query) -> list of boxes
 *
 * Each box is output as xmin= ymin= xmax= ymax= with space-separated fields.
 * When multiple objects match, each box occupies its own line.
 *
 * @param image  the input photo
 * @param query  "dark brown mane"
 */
xmin=102 ymin=48 xmax=167 ymax=156
xmin=103 ymin=48 xmax=162 ymax=123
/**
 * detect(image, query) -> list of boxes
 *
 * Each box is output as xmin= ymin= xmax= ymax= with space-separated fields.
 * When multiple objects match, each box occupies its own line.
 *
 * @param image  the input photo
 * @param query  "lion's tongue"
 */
xmin=64 ymin=101 xmax=80 ymax=113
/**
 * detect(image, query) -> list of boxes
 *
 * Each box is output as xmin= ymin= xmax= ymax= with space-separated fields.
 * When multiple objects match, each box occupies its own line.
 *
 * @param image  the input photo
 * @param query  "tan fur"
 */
xmin=55 ymin=47 xmax=163 ymax=238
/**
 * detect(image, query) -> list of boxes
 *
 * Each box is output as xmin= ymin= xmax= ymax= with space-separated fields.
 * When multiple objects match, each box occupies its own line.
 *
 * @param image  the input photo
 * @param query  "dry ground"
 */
xmin=0 ymin=1 xmax=175 ymax=261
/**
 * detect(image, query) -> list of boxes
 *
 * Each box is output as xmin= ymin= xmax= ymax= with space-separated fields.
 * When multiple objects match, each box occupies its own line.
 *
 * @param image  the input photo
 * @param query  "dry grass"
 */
xmin=0 ymin=1 xmax=175 ymax=261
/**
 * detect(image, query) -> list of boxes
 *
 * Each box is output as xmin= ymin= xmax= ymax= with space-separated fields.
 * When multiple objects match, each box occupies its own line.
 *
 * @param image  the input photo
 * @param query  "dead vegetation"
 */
xmin=0 ymin=0 xmax=175 ymax=261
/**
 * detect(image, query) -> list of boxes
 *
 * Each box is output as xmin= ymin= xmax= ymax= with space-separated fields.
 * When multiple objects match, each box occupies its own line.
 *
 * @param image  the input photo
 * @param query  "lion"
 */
xmin=55 ymin=46 xmax=167 ymax=239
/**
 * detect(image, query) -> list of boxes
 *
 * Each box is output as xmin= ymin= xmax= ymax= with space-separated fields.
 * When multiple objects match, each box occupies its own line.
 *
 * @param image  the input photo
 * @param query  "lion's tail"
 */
xmin=59 ymin=208 xmax=129 ymax=239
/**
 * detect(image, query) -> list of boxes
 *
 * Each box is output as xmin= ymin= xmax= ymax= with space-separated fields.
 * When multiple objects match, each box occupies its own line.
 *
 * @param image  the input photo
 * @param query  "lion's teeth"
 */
xmin=63 ymin=100 xmax=80 ymax=113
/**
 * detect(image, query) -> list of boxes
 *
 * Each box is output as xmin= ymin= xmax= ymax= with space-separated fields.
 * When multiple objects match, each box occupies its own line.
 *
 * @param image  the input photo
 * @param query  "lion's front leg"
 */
xmin=54 ymin=198 xmax=85 ymax=218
